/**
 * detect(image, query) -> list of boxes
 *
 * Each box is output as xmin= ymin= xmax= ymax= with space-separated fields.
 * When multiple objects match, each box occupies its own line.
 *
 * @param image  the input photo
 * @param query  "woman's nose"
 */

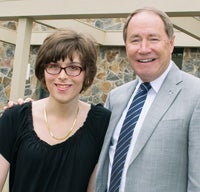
xmin=58 ymin=68 xmax=68 ymax=79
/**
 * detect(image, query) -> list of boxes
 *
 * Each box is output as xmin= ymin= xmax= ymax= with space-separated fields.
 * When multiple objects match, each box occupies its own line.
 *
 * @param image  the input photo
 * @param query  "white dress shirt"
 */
xmin=107 ymin=62 xmax=172 ymax=191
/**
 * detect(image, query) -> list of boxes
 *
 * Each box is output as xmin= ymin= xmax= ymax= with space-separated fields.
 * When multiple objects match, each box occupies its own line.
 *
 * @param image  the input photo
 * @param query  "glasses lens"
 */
xmin=45 ymin=63 xmax=82 ymax=76
xmin=46 ymin=64 xmax=60 ymax=74
xmin=66 ymin=66 xmax=82 ymax=76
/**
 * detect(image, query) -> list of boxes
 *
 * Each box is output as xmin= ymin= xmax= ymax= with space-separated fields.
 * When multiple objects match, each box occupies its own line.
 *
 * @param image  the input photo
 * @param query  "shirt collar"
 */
xmin=137 ymin=61 xmax=172 ymax=93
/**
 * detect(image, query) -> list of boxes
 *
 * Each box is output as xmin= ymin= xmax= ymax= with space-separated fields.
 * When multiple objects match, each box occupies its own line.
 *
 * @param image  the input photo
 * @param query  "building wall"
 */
xmin=0 ymin=42 xmax=200 ymax=114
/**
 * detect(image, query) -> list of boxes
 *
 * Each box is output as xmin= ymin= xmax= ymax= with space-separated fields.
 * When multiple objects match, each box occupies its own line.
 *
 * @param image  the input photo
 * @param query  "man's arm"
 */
xmin=187 ymin=99 xmax=200 ymax=191
xmin=3 ymin=98 xmax=33 ymax=110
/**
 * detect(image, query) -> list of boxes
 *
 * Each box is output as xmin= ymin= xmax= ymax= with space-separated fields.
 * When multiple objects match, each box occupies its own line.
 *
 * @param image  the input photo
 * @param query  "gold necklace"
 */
xmin=44 ymin=104 xmax=79 ymax=141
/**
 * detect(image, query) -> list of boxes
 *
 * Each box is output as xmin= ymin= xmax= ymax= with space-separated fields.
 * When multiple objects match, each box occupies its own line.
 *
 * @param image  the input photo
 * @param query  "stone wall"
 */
xmin=0 ymin=44 xmax=136 ymax=113
xmin=0 ymin=43 xmax=200 ymax=115
xmin=0 ymin=42 xmax=15 ymax=111
xmin=182 ymin=48 xmax=200 ymax=77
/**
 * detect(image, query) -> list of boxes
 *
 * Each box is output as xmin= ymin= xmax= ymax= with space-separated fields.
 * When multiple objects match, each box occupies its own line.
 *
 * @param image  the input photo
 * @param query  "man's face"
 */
xmin=125 ymin=11 xmax=175 ymax=82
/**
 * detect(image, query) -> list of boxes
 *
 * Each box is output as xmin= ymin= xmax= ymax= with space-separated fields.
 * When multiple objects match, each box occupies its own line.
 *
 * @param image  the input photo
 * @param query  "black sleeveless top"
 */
xmin=0 ymin=102 xmax=111 ymax=192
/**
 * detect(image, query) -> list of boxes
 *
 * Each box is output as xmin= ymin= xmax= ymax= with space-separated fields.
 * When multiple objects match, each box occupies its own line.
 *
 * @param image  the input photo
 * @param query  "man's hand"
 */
xmin=3 ymin=98 xmax=33 ymax=110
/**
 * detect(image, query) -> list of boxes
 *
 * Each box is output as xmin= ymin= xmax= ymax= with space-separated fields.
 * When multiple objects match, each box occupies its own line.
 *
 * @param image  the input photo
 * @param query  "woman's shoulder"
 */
xmin=79 ymin=101 xmax=111 ymax=115
xmin=79 ymin=101 xmax=111 ymax=123
xmin=86 ymin=103 xmax=110 ymax=140
xmin=89 ymin=103 xmax=111 ymax=121
xmin=92 ymin=103 xmax=111 ymax=113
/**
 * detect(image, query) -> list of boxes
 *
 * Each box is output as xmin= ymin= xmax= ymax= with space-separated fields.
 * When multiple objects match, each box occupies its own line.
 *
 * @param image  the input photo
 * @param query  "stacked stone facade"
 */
xmin=0 ymin=41 xmax=200 ymax=115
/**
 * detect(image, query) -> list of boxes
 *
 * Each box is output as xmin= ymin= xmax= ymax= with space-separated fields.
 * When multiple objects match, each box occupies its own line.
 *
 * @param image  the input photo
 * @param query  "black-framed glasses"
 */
xmin=45 ymin=62 xmax=83 ymax=76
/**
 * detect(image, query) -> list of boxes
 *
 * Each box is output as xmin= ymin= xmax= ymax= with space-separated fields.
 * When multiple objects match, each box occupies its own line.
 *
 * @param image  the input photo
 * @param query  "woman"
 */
xmin=0 ymin=29 xmax=111 ymax=192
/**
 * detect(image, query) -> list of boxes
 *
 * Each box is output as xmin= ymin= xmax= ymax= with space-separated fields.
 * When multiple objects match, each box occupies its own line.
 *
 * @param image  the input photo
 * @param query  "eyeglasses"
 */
xmin=45 ymin=62 xmax=83 ymax=76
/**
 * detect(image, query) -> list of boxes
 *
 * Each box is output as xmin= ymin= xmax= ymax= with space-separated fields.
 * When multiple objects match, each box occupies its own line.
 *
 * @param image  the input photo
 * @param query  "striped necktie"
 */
xmin=108 ymin=82 xmax=151 ymax=192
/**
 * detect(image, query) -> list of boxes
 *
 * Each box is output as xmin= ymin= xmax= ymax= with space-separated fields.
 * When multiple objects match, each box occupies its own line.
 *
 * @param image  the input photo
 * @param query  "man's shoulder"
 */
xmin=181 ymin=70 xmax=200 ymax=87
xmin=111 ymin=80 xmax=137 ymax=93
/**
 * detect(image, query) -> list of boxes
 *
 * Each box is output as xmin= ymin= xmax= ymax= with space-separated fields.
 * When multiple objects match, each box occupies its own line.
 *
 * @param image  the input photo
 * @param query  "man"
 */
xmin=95 ymin=7 xmax=200 ymax=192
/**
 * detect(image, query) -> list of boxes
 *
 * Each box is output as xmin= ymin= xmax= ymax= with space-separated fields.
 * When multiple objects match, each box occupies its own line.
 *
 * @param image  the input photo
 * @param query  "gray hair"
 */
xmin=123 ymin=7 xmax=174 ymax=42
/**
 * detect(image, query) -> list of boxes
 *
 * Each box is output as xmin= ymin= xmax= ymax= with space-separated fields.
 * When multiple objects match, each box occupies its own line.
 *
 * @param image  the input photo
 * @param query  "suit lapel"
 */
xmin=97 ymin=80 xmax=139 ymax=188
xmin=106 ymin=80 xmax=139 ymax=141
xmin=129 ymin=63 xmax=183 ymax=164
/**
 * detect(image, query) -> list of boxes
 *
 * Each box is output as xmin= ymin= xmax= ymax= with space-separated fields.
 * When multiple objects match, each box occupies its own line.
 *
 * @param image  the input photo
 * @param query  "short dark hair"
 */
xmin=123 ymin=7 xmax=174 ymax=42
xmin=35 ymin=28 xmax=98 ymax=92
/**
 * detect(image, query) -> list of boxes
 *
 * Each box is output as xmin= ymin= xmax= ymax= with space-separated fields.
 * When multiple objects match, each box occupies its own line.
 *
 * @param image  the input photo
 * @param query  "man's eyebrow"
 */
xmin=129 ymin=34 xmax=140 ymax=38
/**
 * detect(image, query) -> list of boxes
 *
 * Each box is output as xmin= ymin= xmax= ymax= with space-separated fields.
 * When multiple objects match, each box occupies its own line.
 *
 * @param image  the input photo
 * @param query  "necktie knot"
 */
xmin=140 ymin=82 xmax=151 ymax=93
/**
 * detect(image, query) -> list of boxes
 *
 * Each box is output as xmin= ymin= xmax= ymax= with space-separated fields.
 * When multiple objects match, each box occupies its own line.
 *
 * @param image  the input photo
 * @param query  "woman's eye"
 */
xmin=69 ymin=66 xmax=79 ymax=70
xmin=49 ymin=64 xmax=59 ymax=69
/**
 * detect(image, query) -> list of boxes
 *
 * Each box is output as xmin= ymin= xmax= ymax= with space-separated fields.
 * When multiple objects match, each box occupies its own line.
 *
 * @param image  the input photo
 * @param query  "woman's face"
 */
xmin=44 ymin=54 xmax=85 ymax=104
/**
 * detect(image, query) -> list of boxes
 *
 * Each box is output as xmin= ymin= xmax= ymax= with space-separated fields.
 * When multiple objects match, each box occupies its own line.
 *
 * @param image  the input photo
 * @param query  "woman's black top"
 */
xmin=0 ymin=102 xmax=111 ymax=192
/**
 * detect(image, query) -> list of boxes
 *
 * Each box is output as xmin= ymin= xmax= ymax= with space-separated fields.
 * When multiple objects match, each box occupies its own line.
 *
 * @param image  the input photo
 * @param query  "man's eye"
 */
xmin=131 ymin=39 xmax=140 ymax=44
xmin=151 ymin=38 xmax=158 ymax=41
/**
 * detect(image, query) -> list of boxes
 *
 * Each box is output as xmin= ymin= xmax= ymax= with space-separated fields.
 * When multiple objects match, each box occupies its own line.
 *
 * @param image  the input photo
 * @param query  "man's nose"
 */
xmin=138 ymin=40 xmax=151 ymax=53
